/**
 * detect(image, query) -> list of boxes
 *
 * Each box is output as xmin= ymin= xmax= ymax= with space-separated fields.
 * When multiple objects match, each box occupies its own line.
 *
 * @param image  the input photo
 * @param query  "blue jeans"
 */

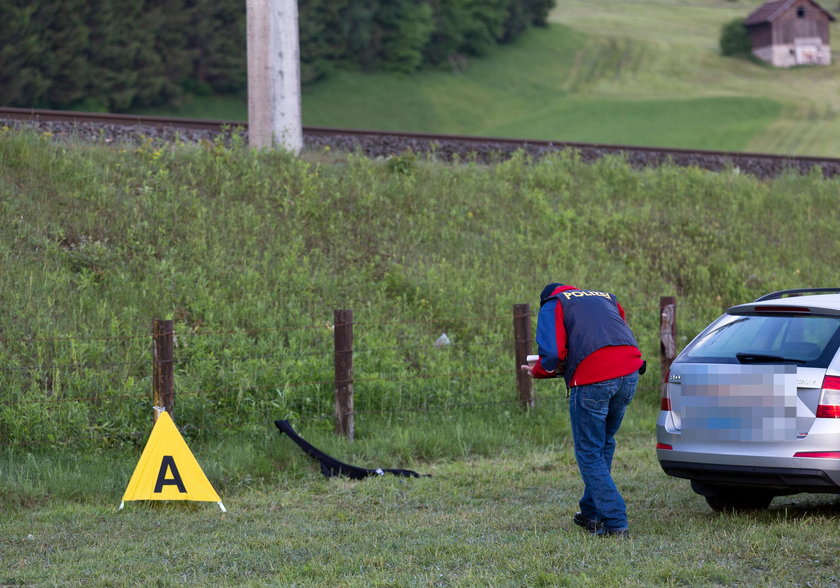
xmin=569 ymin=372 xmax=638 ymax=531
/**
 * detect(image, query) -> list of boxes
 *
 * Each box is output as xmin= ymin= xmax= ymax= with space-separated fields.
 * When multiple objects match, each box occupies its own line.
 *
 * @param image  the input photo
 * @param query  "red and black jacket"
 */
xmin=532 ymin=285 xmax=643 ymax=387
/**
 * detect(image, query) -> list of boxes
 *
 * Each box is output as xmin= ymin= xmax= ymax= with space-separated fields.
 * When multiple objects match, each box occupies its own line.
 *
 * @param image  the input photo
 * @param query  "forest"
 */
xmin=0 ymin=0 xmax=555 ymax=111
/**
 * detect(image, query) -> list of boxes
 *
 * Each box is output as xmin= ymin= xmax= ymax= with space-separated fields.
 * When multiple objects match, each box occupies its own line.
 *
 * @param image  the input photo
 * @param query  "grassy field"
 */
xmin=3 ymin=120 xmax=840 ymax=583
xmin=140 ymin=0 xmax=840 ymax=157
xmin=3 ymin=404 xmax=840 ymax=585
xmin=549 ymin=0 xmax=840 ymax=156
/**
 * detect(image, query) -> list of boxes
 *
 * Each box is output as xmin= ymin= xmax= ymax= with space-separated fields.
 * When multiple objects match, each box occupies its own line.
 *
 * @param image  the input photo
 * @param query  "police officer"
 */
xmin=521 ymin=283 xmax=643 ymax=537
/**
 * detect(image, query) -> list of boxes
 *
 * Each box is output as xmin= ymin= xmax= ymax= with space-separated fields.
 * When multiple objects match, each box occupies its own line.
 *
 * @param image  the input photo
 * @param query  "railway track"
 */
xmin=3 ymin=106 xmax=840 ymax=179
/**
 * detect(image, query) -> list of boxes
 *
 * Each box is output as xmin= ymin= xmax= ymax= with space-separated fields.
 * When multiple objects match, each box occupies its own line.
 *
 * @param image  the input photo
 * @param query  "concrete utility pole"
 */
xmin=246 ymin=0 xmax=303 ymax=153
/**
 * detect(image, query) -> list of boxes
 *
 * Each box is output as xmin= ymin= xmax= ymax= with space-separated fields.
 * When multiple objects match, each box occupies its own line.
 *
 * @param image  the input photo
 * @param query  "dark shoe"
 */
xmin=573 ymin=512 xmax=599 ymax=532
xmin=592 ymin=527 xmax=631 ymax=538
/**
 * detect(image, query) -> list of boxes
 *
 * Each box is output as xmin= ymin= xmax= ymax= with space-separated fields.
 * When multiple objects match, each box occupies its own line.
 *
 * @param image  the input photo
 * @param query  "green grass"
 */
xmin=157 ymin=94 xmax=251 ymax=121
xmin=298 ymin=20 xmax=790 ymax=153
xmin=136 ymin=0 xmax=840 ymax=155
xmin=3 ymin=403 xmax=840 ymax=586
xmin=3 ymin=125 xmax=840 ymax=448
xmin=4 ymin=120 xmax=840 ymax=584
xmin=548 ymin=0 xmax=840 ymax=156
xmin=484 ymin=96 xmax=782 ymax=149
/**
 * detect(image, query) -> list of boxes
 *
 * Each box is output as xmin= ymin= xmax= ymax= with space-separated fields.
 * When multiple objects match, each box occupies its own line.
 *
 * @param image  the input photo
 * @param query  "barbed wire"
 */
xmin=0 ymin=313 xmax=512 ymax=345
xmin=11 ymin=393 xmax=532 ymax=416
xmin=174 ymin=323 xmax=332 ymax=337
xmin=0 ymin=340 xmax=507 ymax=374
xmin=0 ymin=333 xmax=149 ymax=343
xmin=2 ymin=359 xmax=148 ymax=372
xmin=355 ymin=396 xmax=565 ymax=416
xmin=8 ymin=366 xmax=515 ymax=405
xmin=356 ymin=316 xmax=508 ymax=327
xmin=12 ymin=392 xmax=149 ymax=405
xmin=0 ymin=332 xmax=511 ymax=375
xmin=172 ymin=352 xmax=315 ymax=364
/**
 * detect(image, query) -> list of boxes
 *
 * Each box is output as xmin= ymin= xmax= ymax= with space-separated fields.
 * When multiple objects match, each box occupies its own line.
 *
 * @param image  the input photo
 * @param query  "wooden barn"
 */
xmin=744 ymin=0 xmax=836 ymax=67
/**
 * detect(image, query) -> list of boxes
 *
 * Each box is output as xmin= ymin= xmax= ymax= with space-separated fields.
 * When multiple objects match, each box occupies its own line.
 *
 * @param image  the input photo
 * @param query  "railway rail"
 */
xmin=2 ymin=106 xmax=840 ymax=179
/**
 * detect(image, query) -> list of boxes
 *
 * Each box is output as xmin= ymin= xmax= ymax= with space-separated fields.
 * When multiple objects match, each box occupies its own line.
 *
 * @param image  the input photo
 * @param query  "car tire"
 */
xmin=704 ymin=492 xmax=774 ymax=512
xmin=690 ymin=480 xmax=775 ymax=512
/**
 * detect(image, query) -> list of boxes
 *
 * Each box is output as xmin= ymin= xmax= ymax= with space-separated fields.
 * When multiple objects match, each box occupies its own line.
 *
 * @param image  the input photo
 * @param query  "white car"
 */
xmin=656 ymin=288 xmax=840 ymax=511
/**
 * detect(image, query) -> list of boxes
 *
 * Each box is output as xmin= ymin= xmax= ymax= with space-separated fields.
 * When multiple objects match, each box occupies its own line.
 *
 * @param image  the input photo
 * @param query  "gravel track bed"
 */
xmin=4 ymin=116 xmax=840 ymax=179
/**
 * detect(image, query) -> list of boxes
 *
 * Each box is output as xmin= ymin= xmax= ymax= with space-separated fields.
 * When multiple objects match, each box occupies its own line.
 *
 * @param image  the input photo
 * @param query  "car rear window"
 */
xmin=679 ymin=313 xmax=840 ymax=367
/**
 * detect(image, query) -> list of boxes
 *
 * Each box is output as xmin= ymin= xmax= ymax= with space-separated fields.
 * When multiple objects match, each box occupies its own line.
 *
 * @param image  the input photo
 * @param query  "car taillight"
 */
xmin=816 ymin=376 xmax=840 ymax=418
xmin=656 ymin=442 xmax=673 ymax=450
xmin=660 ymin=369 xmax=671 ymax=411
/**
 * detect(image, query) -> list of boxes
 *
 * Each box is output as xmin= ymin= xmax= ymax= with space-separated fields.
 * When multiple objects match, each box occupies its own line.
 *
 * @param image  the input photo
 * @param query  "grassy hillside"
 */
xmin=139 ymin=0 xmax=840 ymax=156
xmin=3 ymin=127 xmax=840 ymax=586
xmin=550 ymin=0 xmax=840 ymax=156
xmin=3 ymin=126 xmax=840 ymax=450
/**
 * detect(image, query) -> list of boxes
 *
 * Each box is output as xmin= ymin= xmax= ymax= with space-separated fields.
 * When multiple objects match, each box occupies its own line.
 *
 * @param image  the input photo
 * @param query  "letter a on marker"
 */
xmin=120 ymin=410 xmax=225 ymax=511
xmin=155 ymin=455 xmax=187 ymax=493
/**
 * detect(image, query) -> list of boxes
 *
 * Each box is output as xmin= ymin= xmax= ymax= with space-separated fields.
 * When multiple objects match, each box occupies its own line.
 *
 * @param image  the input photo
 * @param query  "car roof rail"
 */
xmin=754 ymin=288 xmax=840 ymax=302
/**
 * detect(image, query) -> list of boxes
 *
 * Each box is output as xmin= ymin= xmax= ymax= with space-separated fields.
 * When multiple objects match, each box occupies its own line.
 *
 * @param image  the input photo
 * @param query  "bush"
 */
xmin=719 ymin=18 xmax=752 ymax=57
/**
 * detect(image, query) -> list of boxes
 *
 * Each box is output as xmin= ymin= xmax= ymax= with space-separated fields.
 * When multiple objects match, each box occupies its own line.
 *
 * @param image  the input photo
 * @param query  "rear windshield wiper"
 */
xmin=735 ymin=352 xmax=806 ymax=364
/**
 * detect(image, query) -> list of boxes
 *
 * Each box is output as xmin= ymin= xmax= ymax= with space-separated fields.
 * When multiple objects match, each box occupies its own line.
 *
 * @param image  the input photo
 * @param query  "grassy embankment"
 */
xmin=139 ymin=0 xmax=840 ymax=157
xmin=2 ymin=123 xmax=840 ymax=584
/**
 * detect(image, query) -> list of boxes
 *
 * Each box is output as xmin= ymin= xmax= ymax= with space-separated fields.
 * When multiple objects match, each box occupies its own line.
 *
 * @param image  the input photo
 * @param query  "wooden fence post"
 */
xmin=152 ymin=318 xmax=175 ymax=422
xmin=333 ymin=309 xmax=354 ymax=440
xmin=513 ymin=303 xmax=535 ymax=409
xmin=660 ymin=296 xmax=677 ymax=387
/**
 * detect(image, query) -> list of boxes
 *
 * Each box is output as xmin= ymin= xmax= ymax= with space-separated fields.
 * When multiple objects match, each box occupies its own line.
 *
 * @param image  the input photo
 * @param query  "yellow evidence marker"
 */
xmin=120 ymin=410 xmax=226 ymax=512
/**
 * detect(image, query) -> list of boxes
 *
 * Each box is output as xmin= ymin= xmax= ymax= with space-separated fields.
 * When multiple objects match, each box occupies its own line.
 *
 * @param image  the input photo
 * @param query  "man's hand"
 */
xmin=520 ymin=364 xmax=534 ymax=377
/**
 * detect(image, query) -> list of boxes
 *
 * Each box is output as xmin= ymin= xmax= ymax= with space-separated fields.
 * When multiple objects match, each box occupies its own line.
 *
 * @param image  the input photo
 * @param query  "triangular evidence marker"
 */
xmin=120 ymin=410 xmax=226 ymax=512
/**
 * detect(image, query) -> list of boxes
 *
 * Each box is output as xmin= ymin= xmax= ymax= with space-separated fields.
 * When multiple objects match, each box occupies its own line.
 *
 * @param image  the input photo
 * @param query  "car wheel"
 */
xmin=704 ymin=492 xmax=774 ymax=512
xmin=690 ymin=480 xmax=775 ymax=512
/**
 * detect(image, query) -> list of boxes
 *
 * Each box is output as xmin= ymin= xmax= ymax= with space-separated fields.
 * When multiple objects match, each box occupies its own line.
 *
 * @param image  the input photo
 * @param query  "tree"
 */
xmin=0 ymin=2 xmax=52 ymax=106
xmin=458 ymin=0 xmax=509 ymax=56
xmin=298 ymin=0 xmax=331 ymax=84
xmin=83 ymin=0 xmax=148 ymax=111
xmin=502 ymin=0 xmax=529 ymax=43
xmin=186 ymin=0 xmax=247 ymax=94
xmin=138 ymin=0 xmax=195 ymax=106
xmin=41 ymin=0 xmax=91 ymax=108
xmin=525 ymin=0 xmax=555 ymax=27
xmin=423 ymin=0 xmax=469 ymax=65
xmin=375 ymin=0 xmax=434 ymax=72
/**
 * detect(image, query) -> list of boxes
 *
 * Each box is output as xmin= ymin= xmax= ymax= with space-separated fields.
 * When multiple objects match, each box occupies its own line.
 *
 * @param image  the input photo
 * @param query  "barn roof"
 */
xmin=744 ymin=0 xmax=836 ymax=26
